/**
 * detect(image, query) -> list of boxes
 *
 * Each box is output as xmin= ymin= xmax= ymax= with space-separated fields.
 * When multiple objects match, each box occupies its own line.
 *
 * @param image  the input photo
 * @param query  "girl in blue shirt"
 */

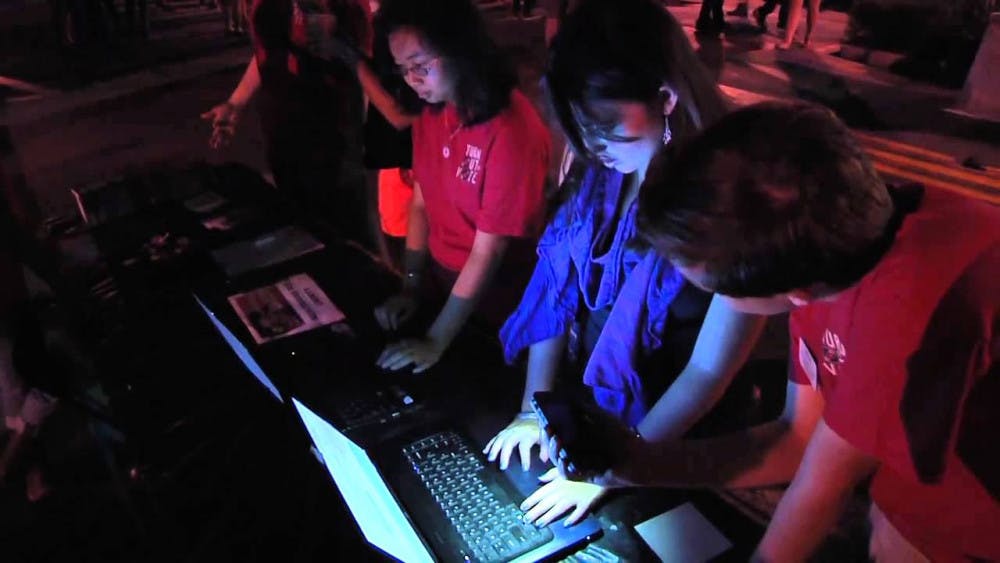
xmin=484 ymin=0 xmax=768 ymax=526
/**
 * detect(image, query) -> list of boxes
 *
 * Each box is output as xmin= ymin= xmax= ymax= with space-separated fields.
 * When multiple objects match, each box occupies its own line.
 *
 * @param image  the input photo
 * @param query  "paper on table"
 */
xmin=228 ymin=273 xmax=345 ymax=344
xmin=634 ymin=502 xmax=732 ymax=562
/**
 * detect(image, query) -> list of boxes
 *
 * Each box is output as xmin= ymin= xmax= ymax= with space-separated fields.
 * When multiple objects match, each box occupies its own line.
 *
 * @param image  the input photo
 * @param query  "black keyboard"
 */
xmin=337 ymin=386 xmax=417 ymax=431
xmin=403 ymin=431 xmax=553 ymax=562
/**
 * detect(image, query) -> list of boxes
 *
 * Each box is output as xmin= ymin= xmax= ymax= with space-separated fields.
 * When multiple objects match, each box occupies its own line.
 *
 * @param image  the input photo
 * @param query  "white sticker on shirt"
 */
xmin=821 ymin=329 xmax=847 ymax=376
xmin=798 ymin=337 xmax=819 ymax=390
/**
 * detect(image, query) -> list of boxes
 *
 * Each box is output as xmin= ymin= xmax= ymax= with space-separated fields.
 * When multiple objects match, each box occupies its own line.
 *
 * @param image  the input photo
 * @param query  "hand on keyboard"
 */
xmin=520 ymin=468 xmax=607 ymax=527
xmin=483 ymin=412 xmax=548 ymax=471
xmin=405 ymin=432 xmax=554 ymax=562
xmin=377 ymin=336 xmax=445 ymax=374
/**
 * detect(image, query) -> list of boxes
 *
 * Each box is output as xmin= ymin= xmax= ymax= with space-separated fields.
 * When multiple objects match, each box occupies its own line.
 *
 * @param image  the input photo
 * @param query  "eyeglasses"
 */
xmin=570 ymin=103 xmax=641 ymax=145
xmin=397 ymin=58 xmax=438 ymax=79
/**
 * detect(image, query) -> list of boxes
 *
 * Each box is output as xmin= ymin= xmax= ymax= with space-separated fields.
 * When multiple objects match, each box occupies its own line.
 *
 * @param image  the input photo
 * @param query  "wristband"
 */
xmin=515 ymin=411 xmax=539 ymax=422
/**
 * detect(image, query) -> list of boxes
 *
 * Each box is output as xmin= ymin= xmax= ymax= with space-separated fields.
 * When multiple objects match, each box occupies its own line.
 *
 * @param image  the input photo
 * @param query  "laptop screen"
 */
xmin=195 ymin=297 xmax=283 ymax=402
xmin=291 ymin=397 xmax=434 ymax=563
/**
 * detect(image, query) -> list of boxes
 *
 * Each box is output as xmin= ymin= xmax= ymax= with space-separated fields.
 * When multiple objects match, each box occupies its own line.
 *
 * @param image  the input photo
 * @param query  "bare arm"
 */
xmin=620 ymin=378 xmax=824 ymax=489
xmin=519 ymin=334 xmax=568 ymax=411
xmin=373 ymin=184 xmax=429 ymax=335
xmin=425 ymin=231 xmax=509 ymax=349
xmin=229 ymin=56 xmax=261 ymax=108
xmin=637 ymin=295 xmax=766 ymax=441
xmin=751 ymin=418 xmax=878 ymax=563
xmin=485 ymin=331 xmax=567 ymax=469
xmin=357 ymin=60 xmax=417 ymax=131
xmin=402 ymin=182 xmax=430 ymax=290
xmin=201 ymin=57 xmax=261 ymax=148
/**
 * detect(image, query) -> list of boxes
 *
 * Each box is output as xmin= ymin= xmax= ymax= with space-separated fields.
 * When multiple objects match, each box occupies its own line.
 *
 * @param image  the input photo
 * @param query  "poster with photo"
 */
xmin=228 ymin=274 xmax=345 ymax=344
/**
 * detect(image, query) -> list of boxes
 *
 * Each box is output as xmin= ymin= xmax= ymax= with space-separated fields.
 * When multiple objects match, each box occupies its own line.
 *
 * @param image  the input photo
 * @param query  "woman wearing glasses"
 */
xmin=372 ymin=0 xmax=550 ymax=374
xmin=484 ymin=0 xmax=767 ymax=526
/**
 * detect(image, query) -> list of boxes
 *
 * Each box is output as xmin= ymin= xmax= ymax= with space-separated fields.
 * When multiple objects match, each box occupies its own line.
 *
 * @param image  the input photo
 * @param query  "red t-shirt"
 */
xmin=378 ymin=168 xmax=413 ymax=238
xmin=789 ymin=188 xmax=1000 ymax=562
xmin=411 ymin=90 xmax=550 ymax=271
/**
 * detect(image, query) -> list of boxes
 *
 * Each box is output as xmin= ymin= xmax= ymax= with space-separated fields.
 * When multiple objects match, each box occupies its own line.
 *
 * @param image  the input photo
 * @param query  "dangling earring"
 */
xmin=662 ymin=115 xmax=672 ymax=145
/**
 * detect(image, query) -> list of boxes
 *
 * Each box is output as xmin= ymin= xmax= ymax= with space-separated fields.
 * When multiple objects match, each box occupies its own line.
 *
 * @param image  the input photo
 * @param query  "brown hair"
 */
xmin=638 ymin=102 xmax=899 ymax=297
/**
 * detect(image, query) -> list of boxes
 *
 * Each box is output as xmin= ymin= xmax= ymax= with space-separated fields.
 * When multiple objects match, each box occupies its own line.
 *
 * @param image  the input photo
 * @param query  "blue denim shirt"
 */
xmin=500 ymin=166 xmax=686 ymax=426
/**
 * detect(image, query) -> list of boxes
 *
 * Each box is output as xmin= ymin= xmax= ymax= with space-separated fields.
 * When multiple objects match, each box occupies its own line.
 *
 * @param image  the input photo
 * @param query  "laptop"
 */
xmin=197 ymin=295 xmax=424 ymax=431
xmin=292 ymin=397 xmax=602 ymax=563
xmin=328 ymin=382 xmax=423 ymax=432
xmin=196 ymin=296 xmax=283 ymax=402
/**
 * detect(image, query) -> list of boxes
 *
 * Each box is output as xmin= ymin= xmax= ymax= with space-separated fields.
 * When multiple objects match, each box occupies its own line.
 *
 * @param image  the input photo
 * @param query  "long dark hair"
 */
xmin=546 ymin=0 xmax=728 ymax=161
xmin=376 ymin=0 xmax=517 ymax=125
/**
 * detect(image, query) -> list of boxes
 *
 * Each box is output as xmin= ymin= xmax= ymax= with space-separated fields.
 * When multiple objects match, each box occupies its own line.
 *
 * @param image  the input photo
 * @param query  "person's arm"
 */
xmin=520 ymin=333 xmax=568 ymax=411
xmin=229 ymin=56 xmax=261 ymax=108
xmin=614 ymin=377 xmax=824 ymax=490
xmin=637 ymin=295 xmax=766 ymax=441
xmin=402 ymin=182 xmax=430 ymax=290
xmin=201 ymin=57 xmax=261 ymax=148
xmin=424 ymin=230 xmax=508 ymax=349
xmin=751 ymin=418 xmax=878 ymax=562
xmin=357 ymin=60 xmax=417 ymax=131
xmin=374 ymin=183 xmax=429 ymax=332
xmin=484 ymin=333 xmax=568 ymax=469
xmin=378 ymin=230 xmax=509 ymax=373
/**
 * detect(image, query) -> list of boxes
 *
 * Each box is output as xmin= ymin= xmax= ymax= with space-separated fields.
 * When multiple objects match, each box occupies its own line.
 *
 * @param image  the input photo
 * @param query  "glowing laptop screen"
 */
xmin=291 ymin=397 xmax=434 ymax=563
xmin=196 ymin=297 xmax=283 ymax=402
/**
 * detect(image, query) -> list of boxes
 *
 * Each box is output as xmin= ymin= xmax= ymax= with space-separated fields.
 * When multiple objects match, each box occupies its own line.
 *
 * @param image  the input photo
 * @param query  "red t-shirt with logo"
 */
xmin=789 ymin=187 xmax=1000 ymax=562
xmin=411 ymin=90 xmax=550 ymax=272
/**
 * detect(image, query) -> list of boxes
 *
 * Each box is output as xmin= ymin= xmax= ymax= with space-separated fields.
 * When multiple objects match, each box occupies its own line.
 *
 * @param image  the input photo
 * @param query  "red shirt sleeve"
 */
xmin=823 ymin=247 xmax=998 ymax=482
xmin=475 ymin=121 xmax=549 ymax=237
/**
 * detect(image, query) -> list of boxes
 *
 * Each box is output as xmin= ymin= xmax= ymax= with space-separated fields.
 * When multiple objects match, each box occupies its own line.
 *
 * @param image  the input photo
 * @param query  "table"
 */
xmin=32 ymin=161 xmax=765 ymax=562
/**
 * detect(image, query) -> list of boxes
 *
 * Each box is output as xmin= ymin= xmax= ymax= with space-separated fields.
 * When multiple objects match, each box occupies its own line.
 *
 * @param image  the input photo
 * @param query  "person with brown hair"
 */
xmin=556 ymin=102 xmax=999 ymax=561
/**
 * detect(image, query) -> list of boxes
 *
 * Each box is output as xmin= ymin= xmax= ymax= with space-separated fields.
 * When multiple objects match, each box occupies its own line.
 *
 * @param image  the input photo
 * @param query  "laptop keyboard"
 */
xmin=403 ymin=431 xmax=553 ymax=562
xmin=338 ymin=386 xmax=416 ymax=431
